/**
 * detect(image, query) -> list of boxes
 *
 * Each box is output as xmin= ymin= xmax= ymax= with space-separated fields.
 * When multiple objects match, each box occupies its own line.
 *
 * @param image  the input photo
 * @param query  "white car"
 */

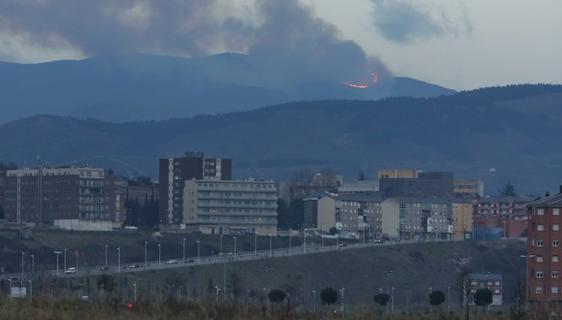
xmin=166 ymin=259 xmax=178 ymax=265
xmin=64 ymin=267 xmax=77 ymax=274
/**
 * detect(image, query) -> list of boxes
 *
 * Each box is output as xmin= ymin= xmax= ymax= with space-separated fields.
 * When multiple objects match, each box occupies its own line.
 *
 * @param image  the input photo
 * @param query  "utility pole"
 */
xmin=447 ymin=285 xmax=451 ymax=312
xmin=269 ymin=233 xmax=273 ymax=258
xmin=30 ymin=254 xmax=35 ymax=274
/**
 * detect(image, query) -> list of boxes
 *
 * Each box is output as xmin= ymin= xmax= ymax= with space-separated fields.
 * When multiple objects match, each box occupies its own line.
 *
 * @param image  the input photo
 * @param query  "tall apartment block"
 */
xmin=159 ymin=152 xmax=232 ymax=226
xmin=3 ymin=167 xmax=114 ymax=224
xmin=527 ymin=188 xmax=562 ymax=310
xmin=182 ymin=179 xmax=278 ymax=235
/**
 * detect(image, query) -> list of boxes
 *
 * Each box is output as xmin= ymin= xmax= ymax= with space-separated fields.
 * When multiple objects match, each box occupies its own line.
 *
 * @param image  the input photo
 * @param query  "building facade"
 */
xmin=159 ymin=152 xmax=232 ymax=226
xmin=454 ymin=179 xmax=485 ymax=198
xmin=3 ymin=167 xmax=114 ymax=224
xmin=527 ymin=191 xmax=562 ymax=310
xmin=452 ymin=201 xmax=474 ymax=240
xmin=182 ymin=179 xmax=277 ymax=235
xmin=381 ymin=197 xmax=453 ymax=240
xmin=379 ymin=172 xmax=454 ymax=198
xmin=467 ymin=273 xmax=503 ymax=306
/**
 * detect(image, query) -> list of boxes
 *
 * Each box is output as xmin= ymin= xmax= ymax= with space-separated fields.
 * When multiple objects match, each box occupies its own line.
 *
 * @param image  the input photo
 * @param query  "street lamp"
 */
xmin=182 ymin=238 xmax=187 ymax=263
xmin=20 ymin=251 xmax=25 ymax=287
xmin=391 ymin=287 xmax=395 ymax=313
xmin=63 ymin=248 xmax=68 ymax=272
xmin=117 ymin=247 xmax=121 ymax=273
xmin=220 ymin=234 xmax=224 ymax=256
xmin=269 ymin=233 xmax=273 ymax=258
xmin=132 ymin=282 xmax=137 ymax=302
xmin=215 ymin=285 xmax=221 ymax=302
xmin=30 ymin=254 xmax=35 ymax=274
xmin=157 ymin=243 xmax=162 ymax=266
xmin=339 ymin=288 xmax=345 ymax=313
xmin=233 ymin=236 xmax=237 ymax=261
xmin=312 ymin=289 xmax=317 ymax=312
xmin=196 ymin=240 xmax=201 ymax=263
xmin=53 ymin=251 xmax=62 ymax=275
xmin=520 ymin=254 xmax=536 ymax=309
xmin=104 ymin=245 xmax=109 ymax=268
xmin=144 ymin=241 xmax=148 ymax=267
xmin=254 ymin=233 xmax=258 ymax=256
xmin=447 ymin=285 xmax=451 ymax=312
xmin=28 ymin=279 xmax=32 ymax=301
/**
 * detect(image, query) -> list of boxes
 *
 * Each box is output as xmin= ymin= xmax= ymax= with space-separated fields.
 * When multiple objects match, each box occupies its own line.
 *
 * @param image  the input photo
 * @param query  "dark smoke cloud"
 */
xmin=371 ymin=0 xmax=470 ymax=43
xmin=0 ymin=0 xmax=389 ymax=87
xmin=0 ymin=0 xmax=252 ymax=56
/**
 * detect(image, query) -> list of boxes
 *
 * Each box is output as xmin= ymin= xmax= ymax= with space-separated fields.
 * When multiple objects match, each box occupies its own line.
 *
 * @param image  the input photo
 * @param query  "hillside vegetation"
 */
xmin=1 ymin=85 xmax=562 ymax=192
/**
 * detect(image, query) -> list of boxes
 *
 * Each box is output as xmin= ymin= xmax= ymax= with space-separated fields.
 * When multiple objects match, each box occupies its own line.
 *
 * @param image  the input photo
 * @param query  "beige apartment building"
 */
xmin=452 ymin=201 xmax=474 ymax=240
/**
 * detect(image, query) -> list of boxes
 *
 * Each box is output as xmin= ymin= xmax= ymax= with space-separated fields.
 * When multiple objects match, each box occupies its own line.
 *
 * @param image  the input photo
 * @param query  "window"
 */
xmin=554 ymin=208 xmax=560 ymax=216
xmin=553 ymin=287 xmax=560 ymax=294
xmin=537 ymin=240 xmax=545 ymax=247
xmin=554 ymin=240 xmax=560 ymax=247
xmin=537 ymin=224 xmax=545 ymax=231
xmin=537 ymin=271 xmax=545 ymax=278
xmin=554 ymin=271 xmax=560 ymax=278
xmin=538 ymin=208 xmax=545 ymax=215
xmin=554 ymin=256 xmax=560 ymax=263
xmin=555 ymin=224 xmax=561 ymax=231
xmin=537 ymin=256 xmax=544 ymax=263
xmin=536 ymin=287 xmax=544 ymax=294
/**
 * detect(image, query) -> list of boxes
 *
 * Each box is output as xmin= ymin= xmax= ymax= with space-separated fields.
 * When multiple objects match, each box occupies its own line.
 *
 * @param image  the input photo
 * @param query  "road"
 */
xmin=0 ymin=239 xmax=454 ymax=283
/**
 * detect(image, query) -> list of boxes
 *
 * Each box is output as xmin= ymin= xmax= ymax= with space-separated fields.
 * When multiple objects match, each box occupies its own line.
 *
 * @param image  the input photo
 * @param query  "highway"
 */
xmin=0 ymin=239 xmax=453 ymax=282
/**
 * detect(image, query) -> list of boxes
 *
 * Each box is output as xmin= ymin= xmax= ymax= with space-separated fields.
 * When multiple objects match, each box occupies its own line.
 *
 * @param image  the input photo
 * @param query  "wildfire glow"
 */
xmin=343 ymin=82 xmax=369 ymax=89
xmin=343 ymin=72 xmax=380 ymax=89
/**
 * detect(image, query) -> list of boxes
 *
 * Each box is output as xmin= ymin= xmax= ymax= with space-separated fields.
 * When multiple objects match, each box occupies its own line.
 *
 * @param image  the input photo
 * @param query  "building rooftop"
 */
xmin=470 ymin=273 xmax=503 ymax=281
xmin=528 ymin=193 xmax=562 ymax=208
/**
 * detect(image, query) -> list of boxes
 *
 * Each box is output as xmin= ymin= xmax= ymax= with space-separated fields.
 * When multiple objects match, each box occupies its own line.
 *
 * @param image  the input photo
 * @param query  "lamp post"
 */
xmin=63 ymin=248 xmax=67 ymax=272
xmin=289 ymin=229 xmax=292 ymax=253
xmin=303 ymin=231 xmax=307 ymax=253
xmin=182 ymin=238 xmax=186 ymax=263
xmin=312 ymin=289 xmax=317 ymax=312
xmin=391 ymin=287 xmax=395 ymax=313
xmin=215 ymin=286 xmax=221 ymax=302
xmin=75 ymin=251 xmax=79 ymax=271
xmin=447 ymin=285 xmax=451 ymax=312
xmin=7 ymin=279 xmax=12 ymax=300
xmin=269 ymin=233 xmax=273 ymax=258
xmin=133 ymin=282 xmax=137 ymax=302
xmin=144 ymin=241 xmax=148 ymax=267
xmin=254 ymin=233 xmax=258 ymax=256
xmin=28 ymin=279 xmax=33 ymax=301
xmin=520 ymin=254 xmax=536 ymax=309
xmin=117 ymin=247 xmax=121 ymax=273
xmin=233 ymin=236 xmax=237 ymax=261
xmin=105 ymin=245 xmax=109 ymax=268
xmin=196 ymin=240 xmax=201 ymax=263
xmin=158 ymin=243 xmax=162 ymax=266
xmin=30 ymin=254 xmax=35 ymax=274
xmin=20 ymin=251 xmax=24 ymax=287
xmin=54 ymin=251 xmax=62 ymax=275
xmin=220 ymin=234 xmax=224 ymax=256
xmin=340 ymin=288 xmax=345 ymax=313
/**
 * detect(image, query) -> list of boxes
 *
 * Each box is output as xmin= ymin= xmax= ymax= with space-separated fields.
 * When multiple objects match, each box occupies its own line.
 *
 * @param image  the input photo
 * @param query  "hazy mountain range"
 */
xmin=0 ymin=53 xmax=454 ymax=123
xmin=1 ymin=84 xmax=562 ymax=194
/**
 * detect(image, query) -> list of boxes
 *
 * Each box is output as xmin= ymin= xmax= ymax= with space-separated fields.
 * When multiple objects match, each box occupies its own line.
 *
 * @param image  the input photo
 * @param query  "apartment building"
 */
xmin=182 ymin=179 xmax=278 ymax=235
xmin=379 ymin=172 xmax=454 ymax=198
xmin=527 ymin=190 xmax=562 ymax=310
xmin=159 ymin=152 xmax=232 ymax=226
xmin=452 ymin=200 xmax=474 ymax=240
xmin=476 ymin=196 xmax=529 ymax=216
xmin=381 ymin=197 xmax=453 ymax=240
xmin=3 ymin=167 xmax=114 ymax=224
xmin=466 ymin=273 xmax=503 ymax=306
xmin=304 ymin=193 xmax=384 ymax=237
xmin=378 ymin=169 xmax=419 ymax=179
xmin=454 ymin=179 xmax=485 ymax=198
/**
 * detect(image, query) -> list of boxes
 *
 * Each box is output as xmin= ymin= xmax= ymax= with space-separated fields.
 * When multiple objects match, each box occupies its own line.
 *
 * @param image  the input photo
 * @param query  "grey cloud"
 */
xmin=0 ymin=0 xmax=389 ymax=87
xmin=371 ymin=0 xmax=468 ymax=43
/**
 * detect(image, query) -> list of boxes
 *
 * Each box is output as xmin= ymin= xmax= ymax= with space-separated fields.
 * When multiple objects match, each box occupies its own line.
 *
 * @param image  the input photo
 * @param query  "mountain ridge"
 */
xmin=1 ymin=84 xmax=562 ymax=194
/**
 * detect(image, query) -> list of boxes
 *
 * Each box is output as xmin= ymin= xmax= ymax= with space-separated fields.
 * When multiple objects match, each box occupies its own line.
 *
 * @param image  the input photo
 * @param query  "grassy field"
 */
xmin=0 ymin=297 xmax=526 ymax=320
xmin=10 ymin=239 xmax=526 ymax=310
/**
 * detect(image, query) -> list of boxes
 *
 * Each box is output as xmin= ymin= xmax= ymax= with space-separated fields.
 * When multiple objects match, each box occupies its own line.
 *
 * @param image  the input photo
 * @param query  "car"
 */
xmin=166 ymin=259 xmax=178 ymax=265
xmin=64 ymin=268 xmax=77 ymax=274
xmin=129 ymin=264 xmax=140 ymax=269
xmin=97 ymin=266 xmax=109 ymax=271
xmin=186 ymin=259 xmax=195 ymax=263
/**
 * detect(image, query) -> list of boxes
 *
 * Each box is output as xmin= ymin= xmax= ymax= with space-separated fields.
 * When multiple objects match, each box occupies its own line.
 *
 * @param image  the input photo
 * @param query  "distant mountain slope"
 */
xmin=1 ymin=84 xmax=562 ymax=193
xmin=0 ymin=53 xmax=454 ymax=123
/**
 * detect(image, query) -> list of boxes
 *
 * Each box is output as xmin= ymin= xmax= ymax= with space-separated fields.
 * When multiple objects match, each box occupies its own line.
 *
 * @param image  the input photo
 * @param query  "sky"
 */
xmin=0 ymin=0 xmax=561 ymax=90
